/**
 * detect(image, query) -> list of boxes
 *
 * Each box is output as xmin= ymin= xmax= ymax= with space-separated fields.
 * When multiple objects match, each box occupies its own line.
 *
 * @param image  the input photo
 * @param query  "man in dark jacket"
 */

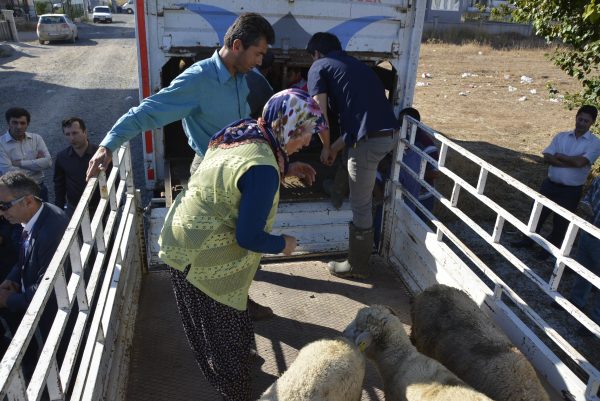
xmin=0 ymin=172 xmax=68 ymax=321
xmin=306 ymin=32 xmax=399 ymax=278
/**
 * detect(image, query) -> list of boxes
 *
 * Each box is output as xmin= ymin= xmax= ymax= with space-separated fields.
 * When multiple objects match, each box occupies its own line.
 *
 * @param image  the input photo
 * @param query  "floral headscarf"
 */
xmin=260 ymin=88 xmax=327 ymax=145
xmin=208 ymin=89 xmax=327 ymax=177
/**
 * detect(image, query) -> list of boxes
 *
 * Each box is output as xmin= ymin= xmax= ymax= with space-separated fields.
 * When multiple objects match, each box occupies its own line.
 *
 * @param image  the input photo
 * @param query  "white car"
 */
xmin=36 ymin=14 xmax=78 ymax=44
xmin=92 ymin=6 xmax=112 ymax=23
xmin=121 ymin=0 xmax=134 ymax=14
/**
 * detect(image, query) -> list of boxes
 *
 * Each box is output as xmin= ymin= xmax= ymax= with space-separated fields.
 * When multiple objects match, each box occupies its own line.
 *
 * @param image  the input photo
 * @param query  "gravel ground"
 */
xmin=0 ymin=14 xmax=147 ymax=202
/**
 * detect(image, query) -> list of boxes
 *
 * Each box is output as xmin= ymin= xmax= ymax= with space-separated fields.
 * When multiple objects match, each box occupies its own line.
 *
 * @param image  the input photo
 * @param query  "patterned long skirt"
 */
xmin=170 ymin=268 xmax=254 ymax=401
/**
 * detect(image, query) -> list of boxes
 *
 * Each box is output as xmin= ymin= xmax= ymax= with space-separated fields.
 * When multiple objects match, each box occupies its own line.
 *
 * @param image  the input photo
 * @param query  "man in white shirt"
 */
xmin=512 ymin=105 xmax=600 ymax=259
xmin=0 ymin=108 xmax=52 ymax=201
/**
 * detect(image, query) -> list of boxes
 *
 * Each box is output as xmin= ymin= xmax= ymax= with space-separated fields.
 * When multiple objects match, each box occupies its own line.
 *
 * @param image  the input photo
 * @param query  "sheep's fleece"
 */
xmin=258 ymin=337 xmax=365 ymax=401
xmin=344 ymin=304 xmax=492 ymax=401
xmin=410 ymin=284 xmax=550 ymax=401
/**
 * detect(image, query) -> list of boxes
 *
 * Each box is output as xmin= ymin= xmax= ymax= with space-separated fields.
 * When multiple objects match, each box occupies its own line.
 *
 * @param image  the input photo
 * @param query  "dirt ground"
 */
xmin=412 ymin=41 xmax=584 ymax=181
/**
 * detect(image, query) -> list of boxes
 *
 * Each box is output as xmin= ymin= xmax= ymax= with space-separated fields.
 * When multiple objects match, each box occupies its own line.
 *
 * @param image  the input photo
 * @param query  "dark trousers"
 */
xmin=170 ymin=268 xmax=253 ymax=401
xmin=534 ymin=178 xmax=583 ymax=246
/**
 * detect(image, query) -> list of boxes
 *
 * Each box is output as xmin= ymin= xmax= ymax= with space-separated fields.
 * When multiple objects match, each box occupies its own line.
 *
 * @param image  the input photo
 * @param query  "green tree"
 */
xmin=510 ymin=0 xmax=600 ymax=108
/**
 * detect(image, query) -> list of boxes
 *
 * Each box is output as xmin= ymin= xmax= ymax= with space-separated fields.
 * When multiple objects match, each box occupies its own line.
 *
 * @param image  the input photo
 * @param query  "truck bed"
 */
xmin=125 ymin=255 xmax=561 ymax=401
xmin=125 ymin=256 xmax=409 ymax=400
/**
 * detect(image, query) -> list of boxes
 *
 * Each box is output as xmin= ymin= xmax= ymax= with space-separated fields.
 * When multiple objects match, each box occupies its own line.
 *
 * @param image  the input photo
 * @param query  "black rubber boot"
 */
xmin=327 ymin=223 xmax=374 ymax=279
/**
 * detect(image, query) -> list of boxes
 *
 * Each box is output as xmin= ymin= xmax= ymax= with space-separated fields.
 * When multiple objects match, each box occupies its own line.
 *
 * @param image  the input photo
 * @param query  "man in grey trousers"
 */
xmin=306 ymin=32 xmax=399 ymax=278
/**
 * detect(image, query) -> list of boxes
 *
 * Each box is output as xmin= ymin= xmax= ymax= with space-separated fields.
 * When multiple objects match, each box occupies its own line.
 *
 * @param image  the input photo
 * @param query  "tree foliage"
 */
xmin=510 ymin=0 xmax=600 ymax=108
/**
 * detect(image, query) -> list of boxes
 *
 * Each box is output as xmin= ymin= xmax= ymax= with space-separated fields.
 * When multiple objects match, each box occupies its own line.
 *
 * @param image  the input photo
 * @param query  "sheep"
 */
xmin=344 ymin=304 xmax=493 ymax=401
xmin=410 ymin=284 xmax=550 ymax=401
xmin=258 ymin=337 xmax=365 ymax=401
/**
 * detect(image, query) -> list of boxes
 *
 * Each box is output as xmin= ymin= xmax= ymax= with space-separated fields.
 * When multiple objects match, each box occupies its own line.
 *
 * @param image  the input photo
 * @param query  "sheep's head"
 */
xmin=343 ymin=305 xmax=398 ymax=356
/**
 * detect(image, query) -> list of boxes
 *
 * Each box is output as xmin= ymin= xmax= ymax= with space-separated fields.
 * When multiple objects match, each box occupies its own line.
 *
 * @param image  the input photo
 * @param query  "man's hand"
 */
xmin=0 ymin=280 xmax=19 ymax=292
xmin=36 ymin=151 xmax=45 ymax=159
xmin=325 ymin=137 xmax=346 ymax=166
xmin=13 ymin=159 xmax=21 ymax=167
xmin=86 ymin=146 xmax=112 ymax=181
xmin=287 ymin=162 xmax=317 ymax=186
xmin=281 ymin=234 xmax=297 ymax=256
xmin=0 ymin=286 xmax=17 ymax=308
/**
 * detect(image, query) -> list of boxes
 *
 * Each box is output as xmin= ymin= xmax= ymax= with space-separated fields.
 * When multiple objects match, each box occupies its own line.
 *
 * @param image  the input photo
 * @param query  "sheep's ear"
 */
xmin=355 ymin=331 xmax=373 ymax=352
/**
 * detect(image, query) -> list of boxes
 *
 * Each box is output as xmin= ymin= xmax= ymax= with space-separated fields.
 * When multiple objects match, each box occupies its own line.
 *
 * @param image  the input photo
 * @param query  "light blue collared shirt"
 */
xmin=101 ymin=50 xmax=250 ymax=155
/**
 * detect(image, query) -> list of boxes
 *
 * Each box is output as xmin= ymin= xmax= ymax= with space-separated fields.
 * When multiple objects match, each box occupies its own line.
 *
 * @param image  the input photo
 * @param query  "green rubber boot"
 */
xmin=328 ymin=223 xmax=374 ymax=279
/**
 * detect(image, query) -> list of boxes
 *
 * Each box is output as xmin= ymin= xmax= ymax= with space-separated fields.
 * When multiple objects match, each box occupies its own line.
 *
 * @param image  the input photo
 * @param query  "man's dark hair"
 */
xmin=306 ymin=32 xmax=342 ymax=56
xmin=224 ymin=13 xmax=275 ymax=49
xmin=0 ymin=172 xmax=41 ymax=199
xmin=399 ymin=107 xmax=421 ymax=122
xmin=5 ymin=107 xmax=31 ymax=124
xmin=577 ymin=104 xmax=598 ymax=121
xmin=62 ymin=117 xmax=87 ymax=132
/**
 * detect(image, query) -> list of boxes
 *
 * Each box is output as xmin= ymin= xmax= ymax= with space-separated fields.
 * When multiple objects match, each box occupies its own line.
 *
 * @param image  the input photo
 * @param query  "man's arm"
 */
xmin=543 ymin=152 xmax=571 ymax=167
xmin=54 ymin=157 xmax=67 ymax=208
xmin=0 ymin=143 xmax=22 ymax=175
xmin=6 ymin=222 xmax=64 ymax=313
xmin=99 ymin=70 xmax=206 ymax=154
xmin=554 ymin=153 xmax=590 ymax=168
xmin=312 ymin=93 xmax=332 ymax=165
xmin=20 ymin=135 xmax=52 ymax=171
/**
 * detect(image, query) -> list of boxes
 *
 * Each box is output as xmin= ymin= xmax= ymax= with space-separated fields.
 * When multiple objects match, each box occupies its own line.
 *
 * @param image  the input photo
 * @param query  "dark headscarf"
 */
xmin=208 ymin=88 xmax=327 ymax=176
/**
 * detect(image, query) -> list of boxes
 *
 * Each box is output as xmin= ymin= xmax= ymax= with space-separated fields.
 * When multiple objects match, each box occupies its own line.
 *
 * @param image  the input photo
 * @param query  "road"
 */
xmin=0 ymin=14 xmax=147 ymax=202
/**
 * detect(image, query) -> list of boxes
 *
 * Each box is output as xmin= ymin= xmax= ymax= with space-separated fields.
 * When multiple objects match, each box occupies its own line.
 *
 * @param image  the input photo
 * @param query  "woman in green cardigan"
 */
xmin=158 ymin=88 xmax=327 ymax=401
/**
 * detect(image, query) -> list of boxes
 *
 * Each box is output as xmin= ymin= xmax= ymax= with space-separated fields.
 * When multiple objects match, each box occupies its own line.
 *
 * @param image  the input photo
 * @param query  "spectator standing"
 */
xmin=511 ymin=105 xmax=600 ymax=259
xmin=0 ymin=172 xmax=68 ymax=331
xmin=306 ymin=32 xmax=399 ymax=279
xmin=54 ymin=117 xmax=99 ymax=216
xmin=0 ymin=108 xmax=52 ymax=201
xmin=569 ymin=176 xmax=600 ymax=332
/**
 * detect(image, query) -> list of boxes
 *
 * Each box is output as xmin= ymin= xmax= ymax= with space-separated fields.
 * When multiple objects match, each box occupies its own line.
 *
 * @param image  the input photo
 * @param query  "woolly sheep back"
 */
xmin=410 ymin=284 xmax=550 ymax=401
xmin=258 ymin=337 xmax=365 ymax=401
xmin=345 ymin=305 xmax=493 ymax=401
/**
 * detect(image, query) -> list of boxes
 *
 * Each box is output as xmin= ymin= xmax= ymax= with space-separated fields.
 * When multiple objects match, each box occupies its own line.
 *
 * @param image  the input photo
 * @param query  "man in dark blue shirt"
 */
xmin=54 ymin=117 xmax=99 ymax=216
xmin=307 ymin=32 xmax=399 ymax=279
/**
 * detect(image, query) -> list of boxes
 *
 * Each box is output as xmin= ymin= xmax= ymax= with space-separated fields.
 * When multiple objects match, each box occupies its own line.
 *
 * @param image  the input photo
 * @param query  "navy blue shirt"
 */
xmin=236 ymin=165 xmax=286 ymax=254
xmin=307 ymin=50 xmax=399 ymax=146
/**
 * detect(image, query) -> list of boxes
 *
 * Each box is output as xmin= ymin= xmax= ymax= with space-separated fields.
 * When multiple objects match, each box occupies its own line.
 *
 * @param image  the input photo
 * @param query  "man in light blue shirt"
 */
xmin=86 ymin=12 xmax=275 ymax=179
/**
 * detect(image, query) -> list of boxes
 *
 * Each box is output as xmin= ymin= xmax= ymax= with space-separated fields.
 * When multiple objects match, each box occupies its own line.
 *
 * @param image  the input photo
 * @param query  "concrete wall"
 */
xmin=424 ymin=19 xmax=533 ymax=37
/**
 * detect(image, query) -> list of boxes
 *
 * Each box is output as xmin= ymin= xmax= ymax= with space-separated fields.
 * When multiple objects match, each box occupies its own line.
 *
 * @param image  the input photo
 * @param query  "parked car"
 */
xmin=121 ymin=0 xmax=134 ymax=14
xmin=36 ymin=14 xmax=78 ymax=44
xmin=92 ymin=6 xmax=112 ymax=23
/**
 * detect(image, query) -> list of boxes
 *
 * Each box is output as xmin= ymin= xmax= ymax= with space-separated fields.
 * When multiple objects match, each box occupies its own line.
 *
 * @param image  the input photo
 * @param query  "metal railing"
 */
xmin=0 ymin=144 xmax=144 ymax=400
xmin=388 ymin=116 xmax=600 ymax=400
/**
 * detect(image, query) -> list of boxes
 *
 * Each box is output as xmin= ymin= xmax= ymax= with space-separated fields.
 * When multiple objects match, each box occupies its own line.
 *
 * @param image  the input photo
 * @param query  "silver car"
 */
xmin=36 ymin=14 xmax=78 ymax=44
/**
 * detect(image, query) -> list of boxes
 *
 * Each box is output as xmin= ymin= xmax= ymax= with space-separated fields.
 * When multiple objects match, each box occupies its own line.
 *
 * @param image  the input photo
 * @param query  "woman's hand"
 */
xmin=287 ymin=162 xmax=317 ymax=186
xmin=282 ymin=234 xmax=297 ymax=256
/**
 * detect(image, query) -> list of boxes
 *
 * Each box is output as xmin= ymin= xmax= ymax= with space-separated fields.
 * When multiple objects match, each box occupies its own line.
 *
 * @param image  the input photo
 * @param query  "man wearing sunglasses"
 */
xmin=0 ymin=172 xmax=68 ymax=331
